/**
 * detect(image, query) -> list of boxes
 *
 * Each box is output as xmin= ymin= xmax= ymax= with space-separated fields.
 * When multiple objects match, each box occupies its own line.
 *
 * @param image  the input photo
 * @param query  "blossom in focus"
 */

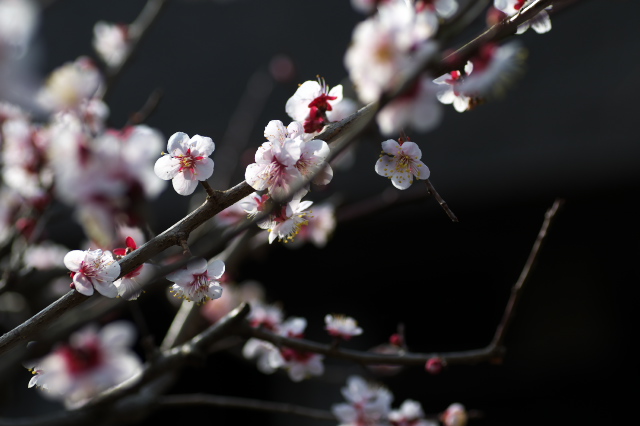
xmin=325 ymin=314 xmax=363 ymax=340
xmin=93 ymin=21 xmax=129 ymax=67
xmin=440 ymin=403 xmax=467 ymax=426
xmin=245 ymin=126 xmax=303 ymax=201
xmin=389 ymin=399 xmax=436 ymax=426
xmin=64 ymin=249 xmax=120 ymax=297
xmin=376 ymin=74 xmax=442 ymax=136
xmin=257 ymin=198 xmax=313 ymax=244
xmin=113 ymin=236 xmax=153 ymax=301
xmin=332 ymin=375 xmax=393 ymax=426
xmin=25 ymin=321 xmax=142 ymax=408
xmin=494 ymin=0 xmax=552 ymax=34
xmin=375 ymin=139 xmax=430 ymax=190
xmin=166 ymin=257 xmax=224 ymax=303
xmin=37 ymin=57 xmax=103 ymax=111
xmin=154 ymin=132 xmax=215 ymax=196
xmin=433 ymin=62 xmax=474 ymax=112
xmin=285 ymin=78 xmax=346 ymax=134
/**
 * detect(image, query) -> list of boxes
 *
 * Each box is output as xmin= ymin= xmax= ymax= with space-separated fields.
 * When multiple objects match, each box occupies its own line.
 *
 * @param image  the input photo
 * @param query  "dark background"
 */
xmin=3 ymin=0 xmax=639 ymax=425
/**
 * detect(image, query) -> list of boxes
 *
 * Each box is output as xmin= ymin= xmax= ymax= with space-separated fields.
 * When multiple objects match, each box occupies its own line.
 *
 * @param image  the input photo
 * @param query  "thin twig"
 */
xmin=125 ymin=88 xmax=163 ymax=127
xmin=425 ymin=179 xmax=458 ymax=222
xmin=490 ymin=198 xmax=564 ymax=350
xmin=158 ymin=393 xmax=336 ymax=421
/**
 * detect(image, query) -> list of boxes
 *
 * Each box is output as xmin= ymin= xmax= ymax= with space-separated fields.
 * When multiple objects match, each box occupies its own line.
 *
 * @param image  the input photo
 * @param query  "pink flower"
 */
xmin=154 ymin=132 xmax=215 ymax=196
xmin=325 ymin=314 xmax=363 ymax=340
xmin=375 ymin=139 xmax=430 ymax=189
xmin=26 ymin=321 xmax=142 ymax=408
xmin=166 ymin=257 xmax=224 ymax=303
xmin=64 ymin=249 xmax=120 ymax=297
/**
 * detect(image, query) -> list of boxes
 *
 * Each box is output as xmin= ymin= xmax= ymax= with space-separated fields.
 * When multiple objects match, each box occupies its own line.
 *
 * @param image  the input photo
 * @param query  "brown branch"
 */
xmin=490 ymin=198 xmax=564 ymax=350
xmin=425 ymin=179 xmax=458 ymax=222
xmin=158 ymin=393 xmax=336 ymax=421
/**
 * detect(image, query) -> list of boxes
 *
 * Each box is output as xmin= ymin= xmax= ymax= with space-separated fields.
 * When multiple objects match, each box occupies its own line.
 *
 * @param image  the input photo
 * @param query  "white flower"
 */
xmin=269 ymin=317 xmax=324 ymax=382
xmin=37 ymin=57 xmax=103 ymax=112
xmin=64 ymin=249 xmax=120 ymax=298
xmin=440 ymin=403 xmax=467 ymax=426
xmin=245 ymin=131 xmax=303 ymax=201
xmin=325 ymin=314 xmax=363 ymax=340
xmin=0 ymin=0 xmax=38 ymax=53
xmin=433 ymin=62 xmax=474 ymax=112
xmin=376 ymin=74 xmax=442 ymax=136
xmin=288 ymin=201 xmax=336 ymax=248
xmin=166 ymin=257 xmax=224 ymax=303
xmin=389 ymin=400 xmax=436 ymax=426
xmin=258 ymin=198 xmax=313 ymax=244
xmin=454 ymin=42 xmax=524 ymax=98
xmin=285 ymin=78 xmax=345 ymax=134
xmin=154 ymin=132 xmax=215 ymax=196
xmin=93 ymin=21 xmax=129 ymax=67
xmin=24 ymin=242 xmax=68 ymax=271
xmin=26 ymin=321 xmax=142 ymax=408
xmin=332 ymin=375 xmax=393 ymax=426
xmin=112 ymin=236 xmax=153 ymax=301
xmin=375 ymin=139 xmax=430 ymax=189
xmin=494 ymin=0 xmax=552 ymax=34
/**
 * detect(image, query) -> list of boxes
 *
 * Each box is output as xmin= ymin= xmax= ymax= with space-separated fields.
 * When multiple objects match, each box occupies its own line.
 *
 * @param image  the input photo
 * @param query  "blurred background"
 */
xmin=1 ymin=0 xmax=637 ymax=425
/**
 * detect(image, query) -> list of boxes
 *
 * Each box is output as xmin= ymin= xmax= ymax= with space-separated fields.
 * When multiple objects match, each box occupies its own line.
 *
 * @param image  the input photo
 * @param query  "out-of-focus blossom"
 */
xmin=375 ymin=139 xmax=430 ymax=189
xmin=345 ymin=1 xmax=438 ymax=104
xmin=433 ymin=62 xmax=474 ymax=112
xmin=332 ymin=375 xmax=393 ymax=426
xmin=288 ymin=201 xmax=336 ymax=248
xmin=0 ymin=0 xmax=38 ymax=54
xmin=258 ymin=198 xmax=313 ymax=244
xmin=37 ymin=57 xmax=103 ymax=112
xmin=266 ymin=317 xmax=324 ymax=382
xmin=26 ymin=321 xmax=142 ymax=408
xmin=419 ymin=0 xmax=458 ymax=19
xmin=325 ymin=314 xmax=363 ymax=340
xmin=154 ymin=132 xmax=215 ymax=196
xmin=440 ymin=403 xmax=467 ymax=426
xmin=64 ymin=249 xmax=120 ymax=297
xmin=93 ymin=21 xmax=129 ymax=67
xmin=494 ymin=0 xmax=552 ymax=34
xmin=376 ymin=74 xmax=442 ymax=136
xmin=23 ymin=242 xmax=68 ymax=270
xmin=454 ymin=42 xmax=525 ymax=98
xmin=389 ymin=399 xmax=436 ymax=426
xmin=166 ymin=257 xmax=224 ymax=303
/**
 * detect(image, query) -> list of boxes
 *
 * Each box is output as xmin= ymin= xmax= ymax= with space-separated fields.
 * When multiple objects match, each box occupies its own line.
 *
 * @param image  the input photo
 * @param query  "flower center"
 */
xmin=177 ymin=148 xmax=205 ymax=173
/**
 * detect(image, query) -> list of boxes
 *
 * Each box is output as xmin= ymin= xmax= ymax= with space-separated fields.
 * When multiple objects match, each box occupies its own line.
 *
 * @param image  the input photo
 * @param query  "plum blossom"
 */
xmin=37 ymin=57 xmax=102 ymax=112
xmin=420 ymin=0 xmax=458 ymax=19
xmin=93 ymin=21 xmax=129 ymax=67
xmin=375 ymin=139 xmax=430 ymax=189
xmin=376 ymin=74 xmax=442 ymax=136
xmin=332 ymin=375 xmax=393 ymax=426
xmin=433 ymin=62 xmax=475 ymax=112
xmin=286 ymin=78 xmax=352 ymax=134
xmin=345 ymin=0 xmax=438 ymax=103
xmin=268 ymin=317 xmax=324 ymax=382
xmin=64 ymin=249 xmax=120 ymax=298
xmin=454 ymin=42 xmax=524 ymax=98
xmin=166 ymin=257 xmax=224 ymax=303
xmin=26 ymin=321 xmax=142 ymax=408
xmin=494 ymin=0 xmax=552 ymax=34
xmin=258 ymin=198 xmax=313 ymax=244
xmin=0 ymin=0 xmax=38 ymax=54
xmin=440 ymin=403 xmax=467 ymax=426
xmin=325 ymin=314 xmax=363 ymax=340
xmin=112 ymin=236 xmax=153 ymax=301
xmin=154 ymin=132 xmax=215 ymax=196
xmin=389 ymin=400 xmax=436 ymax=426
xmin=23 ymin=241 xmax=68 ymax=271
xmin=287 ymin=201 xmax=336 ymax=248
